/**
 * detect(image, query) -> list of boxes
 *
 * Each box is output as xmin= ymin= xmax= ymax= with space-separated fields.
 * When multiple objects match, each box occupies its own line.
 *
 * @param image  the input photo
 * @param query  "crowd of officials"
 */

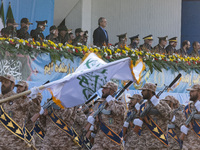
xmin=1 ymin=17 xmax=199 ymax=58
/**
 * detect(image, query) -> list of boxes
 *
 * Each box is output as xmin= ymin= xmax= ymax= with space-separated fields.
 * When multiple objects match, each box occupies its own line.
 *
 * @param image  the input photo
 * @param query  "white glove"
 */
xmin=180 ymin=125 xmax=189 ymax=135
xmin=106 ymin=95 xmax=114 ymax=103
xmin=28 ymin=87 xmax=40 ymax=99
xmin=135 ymin=103 xmax=141 ymax=111
xmin=150 ymin=95 xmax=159 ymax=106
xmin=89 ymin=125 xmax=94 ymax=131
xmin=133 ymin=119 xmax=143 ymax=127
xmin=91 ymin=132 xmax=96 ymax=138
xmin=171 ymin=115 xmax=176 ymax=122
xmin=195 ymin=100 xmax=200 ymax=112
xmin=123 ymin=121 xmax=129 ymax=128
xmin=87 ymin=116 xmax=95 ymax=125
xmin=39 ymin=107 xmax=44 ymax=115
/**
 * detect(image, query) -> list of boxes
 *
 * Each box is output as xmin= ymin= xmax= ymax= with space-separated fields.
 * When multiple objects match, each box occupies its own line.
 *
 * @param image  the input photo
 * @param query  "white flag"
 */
xmin=44 ymin=53 xmax=139 ymax=108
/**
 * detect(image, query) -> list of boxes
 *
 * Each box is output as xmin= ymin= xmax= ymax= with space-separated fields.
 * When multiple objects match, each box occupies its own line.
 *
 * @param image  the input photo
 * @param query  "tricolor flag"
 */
xmin=0 ymin=0 xmax=5 ymax=33
xmin=42 ymin=53 xmax=142 ymax=108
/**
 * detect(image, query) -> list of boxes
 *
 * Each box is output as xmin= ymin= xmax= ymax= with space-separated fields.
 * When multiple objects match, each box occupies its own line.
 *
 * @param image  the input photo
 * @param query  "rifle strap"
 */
xmin=185 ymin=103 xmax=200 ymax=138
xmin=140 ymin=103 xmax=168 ymax=146
xmin=30 ymin=123 xmax=45 ymax=140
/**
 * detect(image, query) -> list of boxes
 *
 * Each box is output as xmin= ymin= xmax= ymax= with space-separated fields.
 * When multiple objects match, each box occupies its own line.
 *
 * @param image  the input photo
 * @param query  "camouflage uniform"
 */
xmin=139 ymin=43 xmax=152 ymax=52
xmin=166 ymin=44 xmax=175 ymax=55
xmin=17 ymin=26 xmax=31 ymax=40
xmin=177 ymin=48 xmax=188 ymax=57
xmin=182 ymin=84 xmax=200 ymax=150
xmin=124 ymin=94 xmax=145 ymax=150
xmin=136 ymin=83 xmax=172 ymax=150
xmin=0 ymin=91 xmax=40 ymax=150
xmin=153 ymin=44 xmax=166 ymax=54
xmin=41 ymin=106 xmax=84 ymax=150
xmin=189 ymin=49 xmax=199 ymax=57
xmin=162 ymin=96 xmax=186 ymax=150
xmin=91 ymin=82 xmax=126 ymax=150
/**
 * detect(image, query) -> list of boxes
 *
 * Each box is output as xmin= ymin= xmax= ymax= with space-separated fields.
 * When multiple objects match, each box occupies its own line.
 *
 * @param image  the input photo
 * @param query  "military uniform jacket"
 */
xmin=30 ymin=27 xmax=44 ymax=42
xmin=166 ymin=45 xmax=175 ymax=55
xmin=139 ymin=100 xmax=172 ymax=149
xmin=182 ymin=102 xmax=200 ymax=149
xmin=91 ymin=99 xmax=125 ymax=150
xmin=139 ymin=43 xmax=152 ymax=52
xmin=177 ymin=48 xmax=188 ymax=57
xmin=1 ymin=26 xmax=17 ymax=38
xmin=0 ymin=91 xmax=40 ymax=149
xmin=46 ymin=34 xmax=60 ymax=44
xmin=129 ymin=42 xmax=138 ymax=49
xmin=17 ymin=27 xmax=31 ymax=40
xmin=153 ymin=44 xmax=166 ymax=54
xmin=189 ymin=49 xmax=200 ymax=57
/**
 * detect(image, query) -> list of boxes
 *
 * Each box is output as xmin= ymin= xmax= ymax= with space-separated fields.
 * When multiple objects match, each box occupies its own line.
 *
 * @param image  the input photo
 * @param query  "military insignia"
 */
xmin=109 ymin=118 xmax=113 ymax=124
xmin=8 ymin=111 xmax=13 ymax=118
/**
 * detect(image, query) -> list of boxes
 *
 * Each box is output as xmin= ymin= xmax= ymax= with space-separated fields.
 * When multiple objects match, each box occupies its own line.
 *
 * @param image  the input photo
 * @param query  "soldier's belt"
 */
xmin=185 ymin=104 xmax=200 ymax=138
xmin=30 ymin=123 xmax=45 ymax=140
xmin=0 ymin=105 xmax=32 ymax=143
xmin=140 ymin=103 xmax=168 ymax=146
xmin=99 ymin=120 xmax=122 ymax=145
xmin=48 ymin=108 xmax=82 ymax=147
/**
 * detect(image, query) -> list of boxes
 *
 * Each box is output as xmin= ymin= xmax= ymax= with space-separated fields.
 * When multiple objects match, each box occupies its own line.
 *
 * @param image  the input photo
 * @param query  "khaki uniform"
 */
xmin=41 ymin=107 xmax=84 ymax=150
xmin=0 ymin=91 xmax=39 ymax=150
xmin=182 ymin=102 xmax=200 ymax=150
xmin=91 ymin=99 xmax=125 ymax=150
xmin=139 ymin=100 xmax=172 ymax=150
xmin=139 ymin=43 xmax=152 ymax=52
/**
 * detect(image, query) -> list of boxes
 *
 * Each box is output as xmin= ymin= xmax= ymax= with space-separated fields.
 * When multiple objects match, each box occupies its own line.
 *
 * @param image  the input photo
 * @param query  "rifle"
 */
xmin=179 ymin=107 xmax=197 ymax=141
xmin=133 ymin=73 xmax=182 ymax=134
xmin=84 ymin=81 xmax=133 ymax=133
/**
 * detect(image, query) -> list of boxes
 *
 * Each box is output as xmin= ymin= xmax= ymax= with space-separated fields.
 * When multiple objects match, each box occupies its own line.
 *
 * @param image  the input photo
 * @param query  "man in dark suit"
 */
xmin=93 ymin=17 xmax=109 ymax=47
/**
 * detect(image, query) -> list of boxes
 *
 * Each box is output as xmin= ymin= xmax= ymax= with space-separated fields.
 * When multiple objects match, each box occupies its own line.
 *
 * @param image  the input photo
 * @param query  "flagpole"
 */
xmin=0 ymin=85 xmax=45 ymax=104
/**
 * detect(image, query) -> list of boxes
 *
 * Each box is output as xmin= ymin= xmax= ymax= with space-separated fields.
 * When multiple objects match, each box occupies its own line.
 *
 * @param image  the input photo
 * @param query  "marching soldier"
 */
xmin=17 ymin=18 xmax=32 ymax=40
xmin=129 ymin=34 xmax=140 ymax=49
xmin=153 ymin=36 xmax=168 ymax=54
xmin=166 ymin=37 xmax=178 ymax=55
xmin=37 ymin=100 xmax=87 ymax=150
xmin=115 ymin=33 xmax=127 ymax=49
xmin=139 ymin=35 xmax=153 ymax=52
xmin=133 ymin=83 xmax=172 ymax=149
xmin=180 ymin=84 xmax=200 ymax=149
xmin=0 ymin=75 xmax=40 ymax=149
xmin=87 ymin=81 xmax=125 ymax=150
xmin=123 ymin=94 xmax=145 ymax=150
xmin=30 ymin=20 xmax=47 ymax=42
xmin=162 ymin=96 xmax=185 ymax=150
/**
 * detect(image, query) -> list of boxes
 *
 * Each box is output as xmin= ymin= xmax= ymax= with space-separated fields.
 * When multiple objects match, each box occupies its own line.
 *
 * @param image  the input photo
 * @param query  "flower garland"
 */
xmin=0 ymin=37 xmax=200 ymax=73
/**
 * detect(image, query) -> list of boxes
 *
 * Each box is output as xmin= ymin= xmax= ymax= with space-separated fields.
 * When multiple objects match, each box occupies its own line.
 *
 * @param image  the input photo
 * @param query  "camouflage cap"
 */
xmin=138 ymin=83 xmax=156 ymax=92
xmin=21 ymin=18 xmax=33 ymax=25
xmin=163 ymin=95 xmax=179 ymax=105
xmin=128 ymin=94 xmax=143 ymax=101
xmin=187 ymin=84 xmax=200 ymax=91
xmin=0 ymin=74 xmax=15 ymax=83
xmin=15 ymin=80 xmax=28 ymax=88
xmin=102 ymin=81 xmax=118 ymax=92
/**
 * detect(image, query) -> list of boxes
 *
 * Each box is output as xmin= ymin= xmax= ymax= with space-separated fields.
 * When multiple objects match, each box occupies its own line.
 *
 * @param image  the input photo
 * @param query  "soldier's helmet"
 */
xmin=0 ymin=74 xmax=15 ymax=83
xmin=138 ymin=83 xmax=157 ymax=93
xmin=128 ymin=94 xmax=143 ymax=101
xmin=102 ymin=81 xmax=118 ymax=92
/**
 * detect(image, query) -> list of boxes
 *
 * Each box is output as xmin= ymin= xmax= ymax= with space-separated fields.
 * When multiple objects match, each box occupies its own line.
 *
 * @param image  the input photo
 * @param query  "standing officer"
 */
xmin=153 ymin=36 xmax=168 ymax=54
xmin=88 ymin=81 xmax=125 ymax=150
xmin=30 ymin=20 xmax=47 ymax=42
xmin=58 ymin=25 xmax=72 ymax=45
xmin=1 ymin=18 xmax=18 ymax=38
xmin=129 ymin=34 xmax=140 ymax=49
xmin=17 ymin=18 xmax=32 ymax=40
xmin=166 ymin=37 xmax=178 ymax=55
xmin=139 ymin=35 xmax=153 ymax=52
xmin=133 ymin=83 xmax=172 ymax=149
xmin=46 ymin=25 xmax=60 ymax=44
xmin=115 ymin=33 xmax=127 ymax=49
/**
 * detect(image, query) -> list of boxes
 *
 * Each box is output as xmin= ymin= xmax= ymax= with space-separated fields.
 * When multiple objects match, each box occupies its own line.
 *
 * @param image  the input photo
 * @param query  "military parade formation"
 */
xmin=0 ymin=15 xmax=200 ymax=150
